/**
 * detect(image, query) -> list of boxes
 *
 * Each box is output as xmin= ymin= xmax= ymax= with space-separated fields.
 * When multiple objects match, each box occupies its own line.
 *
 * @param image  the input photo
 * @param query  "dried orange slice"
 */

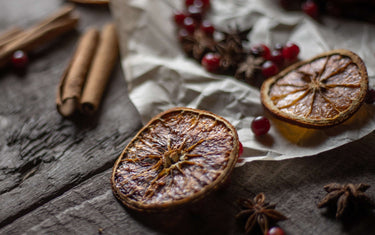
xmin=261 ymin=49 xmax=368 ymax=128
xmin=111 ymin=107 xmax=239 ymax=212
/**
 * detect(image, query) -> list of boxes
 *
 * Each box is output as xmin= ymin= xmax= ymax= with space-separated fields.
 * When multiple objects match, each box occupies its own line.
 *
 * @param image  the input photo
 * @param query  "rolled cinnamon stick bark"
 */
xmin=33 ymin=4 xmax=75 ymax=30
xmin=0 ymin=27 xmax=22 ymax=41
xmin=56 ymin=28 xmax=99 ymax=117
xmin=0 ymin=5 xmax=78 ymax=68
xmin=0 ymin=27 xmax=23 ymax=50
xmin=80 ymin=23 xmax=119 ymax=115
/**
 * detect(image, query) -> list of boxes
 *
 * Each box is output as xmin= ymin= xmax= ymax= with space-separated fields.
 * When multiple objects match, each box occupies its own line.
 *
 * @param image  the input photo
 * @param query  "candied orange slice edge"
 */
xmin=111 ymin=107 xmax=239 ymax=212
xmin=260 ymin=49 xmax=368 ymax=128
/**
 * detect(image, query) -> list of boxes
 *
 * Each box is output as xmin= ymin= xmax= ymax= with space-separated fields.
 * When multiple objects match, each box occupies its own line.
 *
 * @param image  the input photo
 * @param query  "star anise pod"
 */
xmin=215 ymin=29 xmax=248 ymax=73
xmin=235 ymin=55 xmax=264 ymax=82
xmin=221 ymin=26 xmax=251 ymax=44
xmin=317 ymin=183 xmax=375 ymax=219
xmin=215 ymin=41 xmax=244 ymax=73
xmin=236 ymin=193 xmax=287 ymax=235
xmin=180 ymin=29 xmax=216 ymax=61
xmin=221 ymin=33 xmax=243 ymax=53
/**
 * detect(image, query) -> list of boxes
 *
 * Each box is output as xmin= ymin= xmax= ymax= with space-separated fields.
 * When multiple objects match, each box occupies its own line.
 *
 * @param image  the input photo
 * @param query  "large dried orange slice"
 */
xmin=261 ymin=49 xmax=368 ymax=128
xmin=111 ymin=107 xmax=239 ymax=212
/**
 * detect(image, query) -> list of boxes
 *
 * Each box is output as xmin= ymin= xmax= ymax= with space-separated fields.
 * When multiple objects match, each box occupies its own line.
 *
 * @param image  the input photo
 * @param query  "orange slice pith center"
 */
xmin=261 ymin=50 xmax=368 ymax=128
xmin=112 ymin=108 xmax=238 ymax=211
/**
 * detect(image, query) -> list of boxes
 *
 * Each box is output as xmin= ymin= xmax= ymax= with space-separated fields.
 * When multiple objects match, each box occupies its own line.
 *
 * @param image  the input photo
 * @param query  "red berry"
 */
xmin=267 ymin=227 xmax=285 ymax=235
xmin=302 ymin=0 xmax=319 ymax=19
xmin=187 ymin=4 xmax=203 ymax=20
xmin=238 ymin=142 xmax=244 ymax=157
xmin=194 ymin=0 xmax=210 ymax=10
xmin=200 ymin=20 xmax=215 ymax=35
xmin=251 ymin=44 xmax=271 ymax=60
xmin=274 ymin=43 xmax=284 ymax=51
xmin=260 ymin=45 xmax=271 ymax=60
xmin=11 ymin=50 xmax=29 ymax=69
xmin=173 ymin=11 xmax=186 ymax=25
xmin=282 ymin=42 xmax=300 ymax=61
xmin=251 ymin=116 xmax=271 ymax=136
xmin=269 ymin=50 xmax=284 ymax=67
xmin=183 ymin=17 xmax=196 ymax=33
xmin=366 ymin=89 xmax=375 ymax=104
xmin=201 ymin=53 xmax=221 ymax=72
xmin=262 ymin=61 xmax=279 ymax=78
xmin=185 ymin=0 xmax=195 ymax=7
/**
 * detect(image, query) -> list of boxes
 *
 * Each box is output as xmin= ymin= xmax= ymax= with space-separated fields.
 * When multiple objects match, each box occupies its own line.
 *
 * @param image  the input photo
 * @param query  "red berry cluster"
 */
xmin=173 ymin=1 xmax=303 ymax=138
xmin=174 ymin=0 xmax=221 ymax=73
xmin=250 ymin=42 xmax=300 ymax=78
xmin=174 ymin=0 xmax=212 ymax=35
xmin=173 ymin=0 xmax=300 ymax=84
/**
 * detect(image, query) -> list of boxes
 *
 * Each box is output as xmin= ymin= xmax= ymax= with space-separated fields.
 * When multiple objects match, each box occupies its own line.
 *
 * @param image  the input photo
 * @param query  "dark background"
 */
xmin=0 ymin=1 xmax=374 ymax=234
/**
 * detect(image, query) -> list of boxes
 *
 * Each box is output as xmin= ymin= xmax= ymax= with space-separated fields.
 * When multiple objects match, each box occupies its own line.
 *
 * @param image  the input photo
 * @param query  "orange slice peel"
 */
xmin=261 ymin=49 xmax=368 ymax=128
xmin=111 ymin=107 xmax=239 ymax=212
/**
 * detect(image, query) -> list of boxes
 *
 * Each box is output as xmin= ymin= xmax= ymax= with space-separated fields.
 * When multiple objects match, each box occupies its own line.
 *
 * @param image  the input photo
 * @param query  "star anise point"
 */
xmin=318 ymin=183 xmax=375 ymax=219
xmin=180 ymin=29 xmax=217 ymax=61
xmin=235 ymin=55 xmax=264 ymax=81
xmin=237 ymin=193 xmax=287 ymax=234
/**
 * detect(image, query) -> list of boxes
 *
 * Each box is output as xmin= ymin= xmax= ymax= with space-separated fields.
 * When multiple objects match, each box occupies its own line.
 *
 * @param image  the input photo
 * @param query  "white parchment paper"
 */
xmin=110 ymin=0 xmax=375 ymax=163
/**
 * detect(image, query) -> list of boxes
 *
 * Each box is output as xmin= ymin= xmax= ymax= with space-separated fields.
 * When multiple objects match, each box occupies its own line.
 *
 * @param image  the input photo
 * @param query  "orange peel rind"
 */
xmin=261 ymin=49 xmax=368 ymax=128
xmin=111 ymin=107 xmax=239 ymax=212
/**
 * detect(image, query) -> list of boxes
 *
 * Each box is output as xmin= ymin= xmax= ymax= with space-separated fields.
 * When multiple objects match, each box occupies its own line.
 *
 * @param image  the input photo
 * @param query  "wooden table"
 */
xmin=1 ymin=1 xmax=375 ymax=234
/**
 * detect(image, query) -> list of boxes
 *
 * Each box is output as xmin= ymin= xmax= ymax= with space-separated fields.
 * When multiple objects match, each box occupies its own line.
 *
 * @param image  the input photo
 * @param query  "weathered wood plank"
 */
xmin=0 ymin=2 xmax=143 ymax=227
xmin=1 ymin=1 xmax=375 ymax=235
xmin=0 ymin=69 xmax=142 ymax=228
xmin=1 ymin=133 xmax=374 ymax=234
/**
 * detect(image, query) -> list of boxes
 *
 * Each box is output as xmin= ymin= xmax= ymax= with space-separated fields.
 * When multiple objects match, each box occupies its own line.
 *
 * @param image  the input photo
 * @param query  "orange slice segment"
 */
xmin=261 ymin=49 xmax=368 ymax=128
xmin=111 ymin=107 xmax=239 ymax=212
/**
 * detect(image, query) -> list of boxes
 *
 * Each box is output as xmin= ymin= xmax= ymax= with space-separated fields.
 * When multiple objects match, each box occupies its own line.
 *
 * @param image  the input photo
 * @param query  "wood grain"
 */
xmin=0 ymin=1 xmax=374 ymax=235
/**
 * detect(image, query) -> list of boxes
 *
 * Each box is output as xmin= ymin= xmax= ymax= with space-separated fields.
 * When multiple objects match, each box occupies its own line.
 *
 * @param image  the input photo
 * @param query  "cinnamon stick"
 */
xmin=0 ymin=27 xmax=22 ymax=41
xmin=57 ymin=28 xmax=99 ymax=117
xmin=0 ymin=27 xmax=23 ymax=49
xmin=31 ymin=4 xmax=75 ymax=31
xmin=80 ymin=23 xmax=119 ymax=115
xmin=0 ymin=4 xmax=78 ymax=68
